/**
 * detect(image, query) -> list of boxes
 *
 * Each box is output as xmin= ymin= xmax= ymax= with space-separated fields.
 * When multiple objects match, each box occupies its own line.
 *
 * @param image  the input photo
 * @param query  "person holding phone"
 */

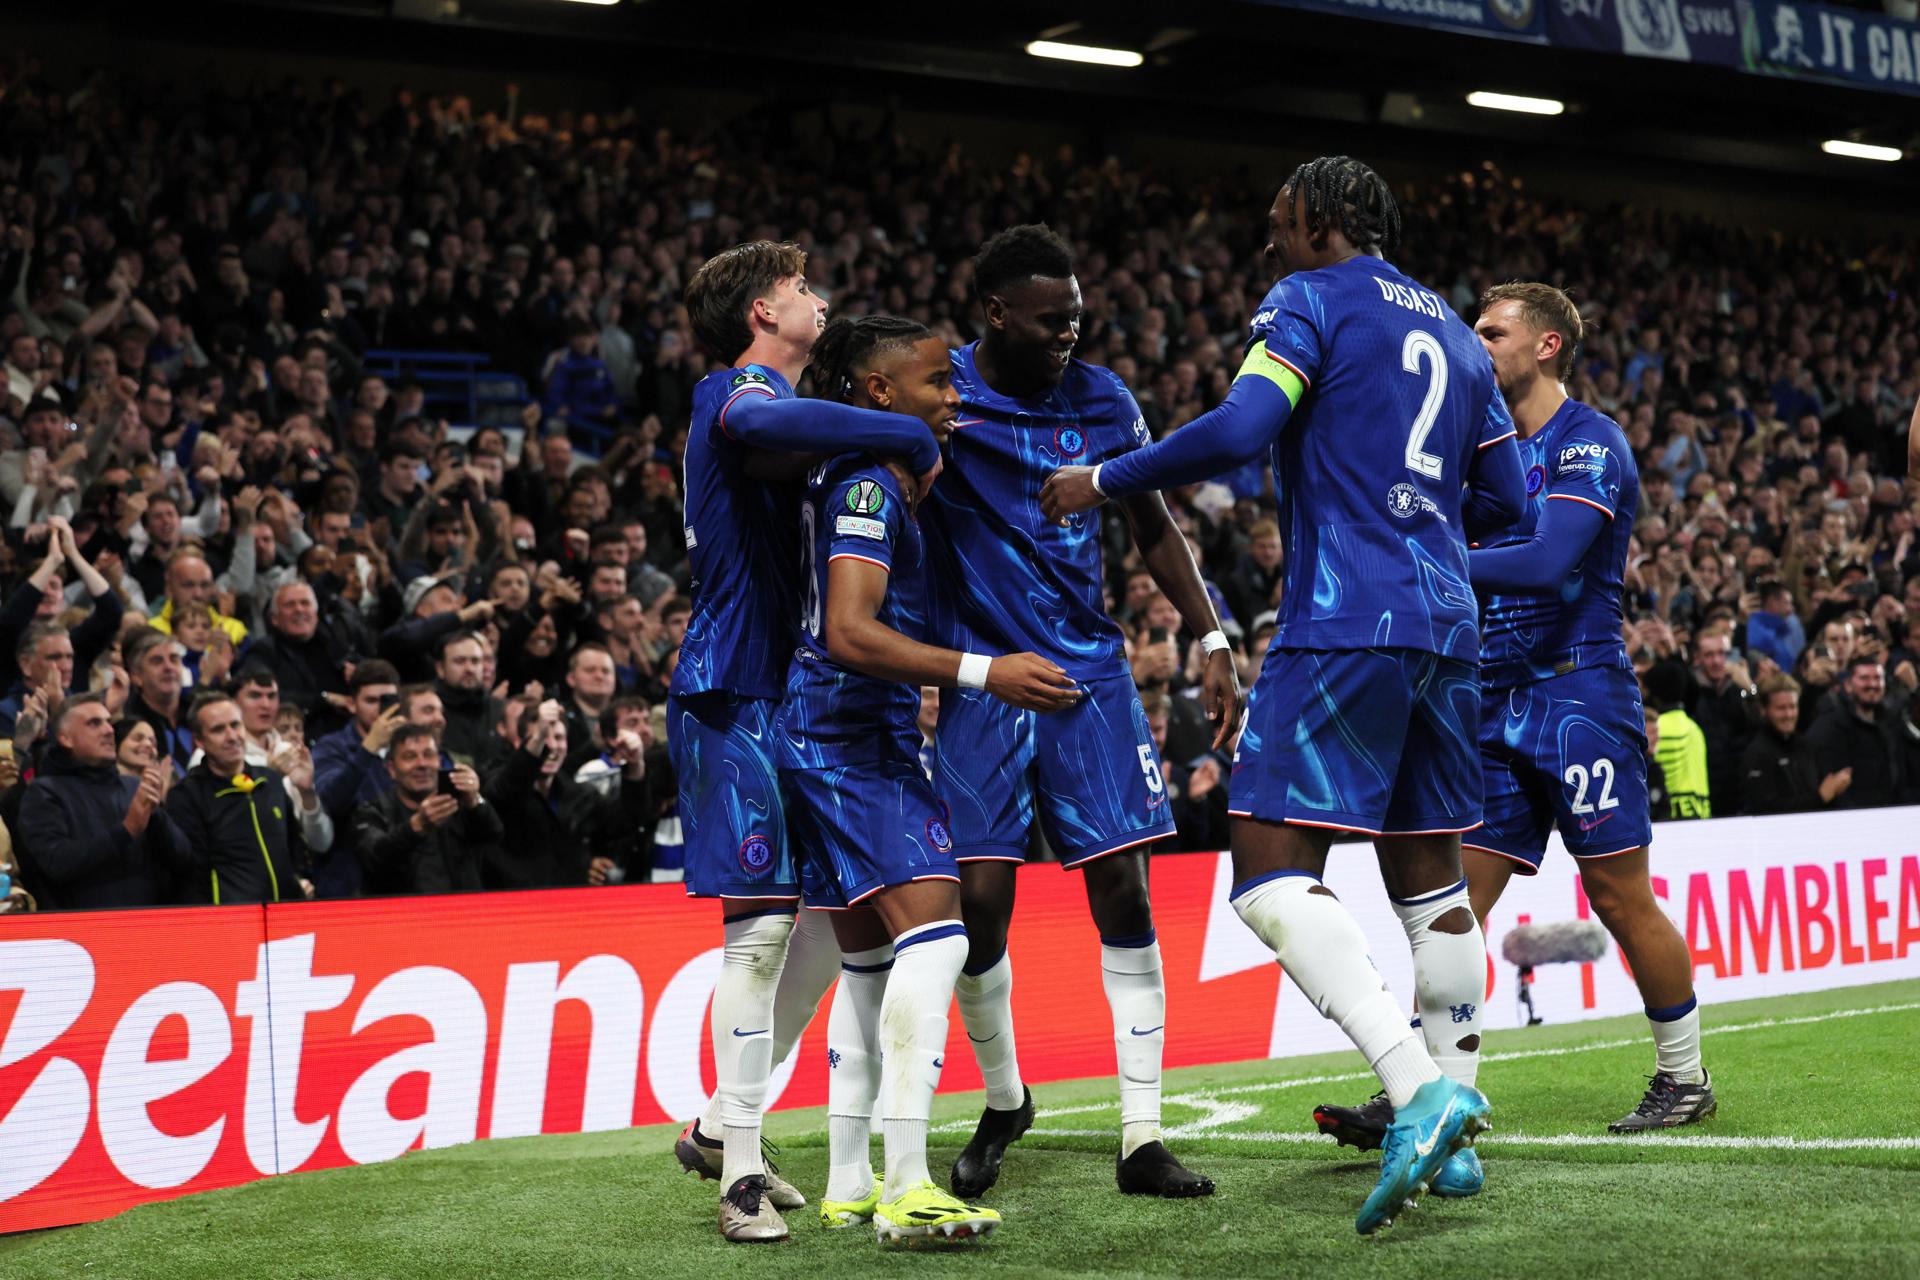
xmin=352 ymin=724 xmax=499 ymax=896
xmin=309 ymin=661 xmax=405 ymax=897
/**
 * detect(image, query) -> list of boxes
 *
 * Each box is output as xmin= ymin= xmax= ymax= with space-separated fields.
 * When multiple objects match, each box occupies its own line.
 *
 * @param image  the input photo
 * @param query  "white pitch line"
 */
xmin=933 ymin=1000 xmax=1920 ymax=1133
xmin=1015 ymin=1127 xmax=1920 ymax=1152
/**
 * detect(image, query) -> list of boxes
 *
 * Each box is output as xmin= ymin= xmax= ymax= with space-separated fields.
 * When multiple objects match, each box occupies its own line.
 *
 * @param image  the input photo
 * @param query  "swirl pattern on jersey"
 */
xmin=1478 ymin=399 xmax=1639 ymax=689
xmin=919 ymin=344 xmax=1149 ymax=681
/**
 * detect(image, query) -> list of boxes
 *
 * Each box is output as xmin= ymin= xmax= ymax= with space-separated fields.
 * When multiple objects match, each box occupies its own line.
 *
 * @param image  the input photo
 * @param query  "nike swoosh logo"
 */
xmin=1130 ymin=1025 xmax=1165 ymax=1036
xmin=731 ymin=1027 xmax=768 ymax=1038
xmin=1414 ymin=1098 xmax=1458 ymax=1158
xmin=1577 ymin=813 xmax=1614 ymax=831
xmin=933 ymin=1057 xmax=944 ymax=1068
xmin=967 ymin=1032 xmax=998 ymax=1044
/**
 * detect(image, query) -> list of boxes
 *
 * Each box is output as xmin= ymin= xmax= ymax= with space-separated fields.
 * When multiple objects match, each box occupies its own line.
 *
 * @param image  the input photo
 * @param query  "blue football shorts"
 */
xmin=1228 ymin=647 xmax=1482 ymax=835
xmin=667 ymin=691 xmax=798 ymax=900
xmin=782 ymin=753 xmax=961 ymax=910
xmin=932 ymin=669 xmax=1176 ymax=867
xmin=1464 ymin=664 xmax=1653 ymax=873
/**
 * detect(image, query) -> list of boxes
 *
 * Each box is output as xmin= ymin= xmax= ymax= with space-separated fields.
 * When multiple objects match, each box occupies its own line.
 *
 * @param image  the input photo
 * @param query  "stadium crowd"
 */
xmin=0 ymin=66 xmax=1916 ymax=914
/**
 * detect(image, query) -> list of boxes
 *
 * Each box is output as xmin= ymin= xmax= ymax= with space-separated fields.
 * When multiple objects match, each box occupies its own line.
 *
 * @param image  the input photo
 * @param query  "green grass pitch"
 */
xmin=6 ymin=979 xmax=1917 ymax=1279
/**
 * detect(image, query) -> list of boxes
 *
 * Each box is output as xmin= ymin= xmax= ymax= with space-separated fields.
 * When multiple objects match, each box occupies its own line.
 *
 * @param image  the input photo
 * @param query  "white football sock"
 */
xmin=954 ymin=946 xmax=1025 ymax=1111
xmin=711 ymin=910 xmax=793 ymax=1186
xmin=1391 ymin=878 xmax=1486 ymax=1087
xmin=1100 ymin=932 xmax=1165 ymax=1158
xmin=1231 ymin=871 xmax=1440 ymax=1108
xmin=1648 ymin=996 xmax=1705 ymax=1083
xmin=825 ymin=943 xmax=892 ymax=1202
xmin=880 ymin=920 xmax=968 ymax=1192
xmin=770 ymin=906 xmax=842 ymax=1068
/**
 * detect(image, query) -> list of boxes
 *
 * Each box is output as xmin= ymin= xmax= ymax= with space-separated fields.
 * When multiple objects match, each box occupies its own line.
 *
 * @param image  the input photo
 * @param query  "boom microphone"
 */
xmin=1502 ymin=920 xmax=1611 ymax=968
xmin=1502 ymin=920 xmax=1611 ymax=1027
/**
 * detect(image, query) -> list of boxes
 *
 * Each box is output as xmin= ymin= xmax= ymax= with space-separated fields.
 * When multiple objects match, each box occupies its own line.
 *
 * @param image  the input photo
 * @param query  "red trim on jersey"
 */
xmin=827 ymin=552 xmax=891 ymax=572
xmin=1547 ymin=492 xmax=1616 ymax=519
xmin=1477 ymin=428 xmax=1518 ymax=449
xmin=847 ymin=873 xmax=962 ymax=905
xmin=1461 ymin=842 xmax=1539 ymax=871
xmin=716 ymin=384 xmax=777 ymax=438
xmin=1571 ymin=842 xmax=1645 ymax=860
xmin=1264 ymin=348 xmax=1312 ymax=388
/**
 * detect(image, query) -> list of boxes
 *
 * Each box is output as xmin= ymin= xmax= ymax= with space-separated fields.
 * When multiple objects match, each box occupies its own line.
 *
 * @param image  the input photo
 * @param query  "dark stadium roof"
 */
xmin=34 ymin=0 xmax=1920 ymax=204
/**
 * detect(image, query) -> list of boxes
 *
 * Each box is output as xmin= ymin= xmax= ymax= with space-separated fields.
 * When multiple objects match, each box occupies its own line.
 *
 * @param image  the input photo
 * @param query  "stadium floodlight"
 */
xmin=1821 ymin=139 xmax=1902 ymax=162
xmin=1466 ymin=91 xmax=1565 ymax=116
xmin=1025 ymin=40 xmax=1145 ymax=68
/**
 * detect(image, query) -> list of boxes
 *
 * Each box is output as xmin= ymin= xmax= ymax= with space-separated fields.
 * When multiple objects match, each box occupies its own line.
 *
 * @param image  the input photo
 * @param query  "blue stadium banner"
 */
xmin=1748 ymin=0 xmax=1920 ymax=97
xmin=1546 ymin=0 xmax=1743 ymax=67
xmin=1256 ymin=0 xmax=1548 ymax=42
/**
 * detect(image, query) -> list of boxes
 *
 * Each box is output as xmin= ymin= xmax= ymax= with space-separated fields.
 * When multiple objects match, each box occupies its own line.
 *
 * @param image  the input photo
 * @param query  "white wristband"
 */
xmin=1200 ymin=629 xmax=1231 ymax=655
xmin=1090 ymin=463 xmax=1107 ymax=497
xmin=957 ymin=652 xmax=992 ymax=689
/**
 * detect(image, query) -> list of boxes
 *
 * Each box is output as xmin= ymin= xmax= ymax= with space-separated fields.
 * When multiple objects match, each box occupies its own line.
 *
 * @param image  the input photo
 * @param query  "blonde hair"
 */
xmin=1481 ymin=281 xmax=1584 ymax=380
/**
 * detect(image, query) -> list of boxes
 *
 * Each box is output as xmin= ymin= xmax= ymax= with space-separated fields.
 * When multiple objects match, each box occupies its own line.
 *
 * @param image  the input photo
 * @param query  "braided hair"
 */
xmin=1281 ymin=156 xmax=1401 ymax=257
xmin=807 ymin=314 xmax=934 ymax=403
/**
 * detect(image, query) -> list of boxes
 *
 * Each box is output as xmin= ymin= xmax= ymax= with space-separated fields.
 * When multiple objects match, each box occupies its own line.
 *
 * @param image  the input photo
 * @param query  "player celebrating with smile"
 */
xmin=1043 ymin=157 xmax=1525 ymax=1234
xmin=778 ymin=313 xmax=1081 ymax=1246
xmin=671 ymin=242 xmax=946 ymax=1243
xmin=922 ymin=225 xmax=1240 ymax=1203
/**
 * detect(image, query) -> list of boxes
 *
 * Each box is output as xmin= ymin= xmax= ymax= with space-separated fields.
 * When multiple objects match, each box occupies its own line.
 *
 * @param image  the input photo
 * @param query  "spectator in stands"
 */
xmin=1642 ymin=704 xmax=1671 ymax=821
xmin=365 ymin=442 xmax=425 ymax=534
xmin=123 ymin=627 xmax=193 ymax=769
xmin=1647 ymin=661 xmax=1712 ymax=820
xmin=114 ymin=718 xmax=161 ymax=778
xmin=353 ymin=723 xmax=500 ymax=895
xmin=615 ymin=517 xmax=676 ymax=605
xmin=314 ymin=673 xmax=455 ymax=892
xmin=0 ymin=518 xmax=122 ymax=696
xmin=1744 ymin=579 xmax=1806 ymax=674
xmin=1802 ymin=656 xmax=1907 ymax=809
xmin=151 ymin=550 xmax=248 ymax=645
xmin=16 ymin=693 xmax=183 ymax=910
xmin=248 ymin=580 xmax=354 ymax=738
xmin=434 ymin=630 xmax=503 ymax=770
xmin=123 ymin=495 xmax=181 ymax=602
xmin=1224 ymin=519 xmax=1284 ymax=629
xmin=594 ymin=594 xmax=651 ymax=692
xmin=542 ymin=317 xmax=621 ymax=428
xmin=560 ymin=642 xmax=618 ymax=762
xmin=1131 ymin=617 xmax=1208 ymax=764
xmin=1739 ymin=674 xmax=1820 ymax=814
xmin=380 ymin=573 xmax=490 ymax=682
xmin=312 ymin=660 xmax=404 ymax=822
xmin=1689 ymin=628 xmax=1757 ymax=815
xmin=484 ymin=694 xmax=647 ymax=887
xmin=0 ymin=623 xmax=73 ymax=740
xmin=167 ymin=692 xmax=329 ymax=903
xmin=1898 ymin=687 xmax=1920 ymax=802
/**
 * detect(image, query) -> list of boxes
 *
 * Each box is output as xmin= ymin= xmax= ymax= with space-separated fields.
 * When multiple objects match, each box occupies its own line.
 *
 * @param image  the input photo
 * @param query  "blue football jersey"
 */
xmin=777 ymin=455 xmax=927 ymax=768
xmin=671 ymin=364 xmax=802 ymax=701
xmin=920 ymin=343 xmax=1148 ymax=680
xmin=1478 ymin=399 xmax=1638 ymax=687
xmin=1247 ymin=257 xmax=1514 ymax=661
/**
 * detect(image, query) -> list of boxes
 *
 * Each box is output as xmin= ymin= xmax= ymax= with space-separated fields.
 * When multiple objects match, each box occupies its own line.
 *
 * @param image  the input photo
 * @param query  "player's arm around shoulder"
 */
xmin=821 ymin=471 xmax=1078 ymax=711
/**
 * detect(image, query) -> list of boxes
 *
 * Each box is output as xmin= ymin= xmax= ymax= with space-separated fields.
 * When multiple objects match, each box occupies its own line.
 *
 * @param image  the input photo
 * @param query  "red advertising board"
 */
xmin=5 ymin=812 xmax=1918 ymax=1235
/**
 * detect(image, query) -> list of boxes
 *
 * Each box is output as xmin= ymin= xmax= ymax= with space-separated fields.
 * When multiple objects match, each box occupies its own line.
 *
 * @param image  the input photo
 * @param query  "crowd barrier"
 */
xmin=4 ymin=807 xmax=1917 ymax=1233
